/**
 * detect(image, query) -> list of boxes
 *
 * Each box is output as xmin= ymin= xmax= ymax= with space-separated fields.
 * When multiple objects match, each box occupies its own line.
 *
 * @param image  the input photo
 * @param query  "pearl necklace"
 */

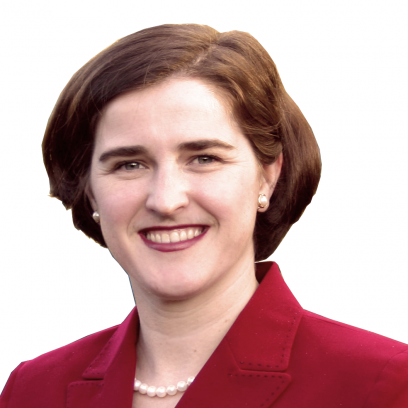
xmin=134 ymin=376 xmax=195 ymax=398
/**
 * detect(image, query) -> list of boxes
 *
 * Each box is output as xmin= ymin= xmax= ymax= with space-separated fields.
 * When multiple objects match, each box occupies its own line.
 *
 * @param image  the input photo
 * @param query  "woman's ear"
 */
xmin=258 ymin=152 xmax=283 ymax=211
xmin=85 ymin=182 xmax=98 ymax=212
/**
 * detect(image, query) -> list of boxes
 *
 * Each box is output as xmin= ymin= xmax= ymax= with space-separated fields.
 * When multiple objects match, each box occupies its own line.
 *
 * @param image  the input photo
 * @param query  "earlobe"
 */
xmin=258 ymin=153 xmax=283 ymax=212
xmin=87 ymin=185 xmax=101 ymax=223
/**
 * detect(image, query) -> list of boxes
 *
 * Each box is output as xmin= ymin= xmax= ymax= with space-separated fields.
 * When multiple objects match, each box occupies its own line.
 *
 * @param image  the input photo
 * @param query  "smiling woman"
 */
xmin=87 ymin=78 xmax=281 ymax=301
xmin=1 ymin=24 xmax=407 ymax=408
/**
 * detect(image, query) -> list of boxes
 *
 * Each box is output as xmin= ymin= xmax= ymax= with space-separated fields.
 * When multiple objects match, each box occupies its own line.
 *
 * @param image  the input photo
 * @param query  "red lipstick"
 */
xmin=139 ymin=226 xmax=208 ymax=252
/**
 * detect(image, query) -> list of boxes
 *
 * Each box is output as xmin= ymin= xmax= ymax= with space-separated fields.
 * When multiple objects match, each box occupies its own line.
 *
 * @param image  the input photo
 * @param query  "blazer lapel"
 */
xmin=177 ymin=262 xmax=303 ymax=408
xmin=66 ymin=309 xmax=139 ymax=408
xmin=66 ymin=262 xmax=302 ymax=408
xmin=176 ymin=340 xmax=292 ymax=408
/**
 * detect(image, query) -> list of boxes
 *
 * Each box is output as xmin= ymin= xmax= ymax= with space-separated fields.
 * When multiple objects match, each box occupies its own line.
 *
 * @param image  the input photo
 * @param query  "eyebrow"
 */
xmin=98 ymin=139 xmax=235 ymax=162
xmin=177 ymin=139 xmax=236 ymax=151
xmin=99 ymin=146 xmax=148 ymax=162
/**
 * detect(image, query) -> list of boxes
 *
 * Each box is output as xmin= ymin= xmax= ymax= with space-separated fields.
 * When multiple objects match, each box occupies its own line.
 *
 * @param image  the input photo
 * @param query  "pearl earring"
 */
xmin=258 ymin=193 xmax=268 ymax=209
xmin=92 ymin=211 xmax=100 ymax=223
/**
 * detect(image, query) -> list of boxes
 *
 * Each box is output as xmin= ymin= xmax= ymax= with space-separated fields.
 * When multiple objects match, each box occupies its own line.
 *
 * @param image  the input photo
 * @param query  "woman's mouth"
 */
xmin=145 ymin=227 xmax=204 ymax=243
xmin=140 ymin=226 xmax=207 ymax=252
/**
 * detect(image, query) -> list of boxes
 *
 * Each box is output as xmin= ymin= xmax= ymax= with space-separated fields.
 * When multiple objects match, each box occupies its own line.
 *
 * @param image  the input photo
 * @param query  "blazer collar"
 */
xmin=67 ymin=262 xmax=303 ymax=408
xmin=226 ymin=262 xmax=303 ymax=372
xmin=66 ymin=308 xmax=139 ymax=408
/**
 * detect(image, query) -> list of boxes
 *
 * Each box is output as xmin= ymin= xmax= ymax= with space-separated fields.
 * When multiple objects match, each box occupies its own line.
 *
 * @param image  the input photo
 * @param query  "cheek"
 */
xmin=92 ymin=179 xmax=144 ymax=227
xmin=196 ymin=168 xmax=259 ymax=229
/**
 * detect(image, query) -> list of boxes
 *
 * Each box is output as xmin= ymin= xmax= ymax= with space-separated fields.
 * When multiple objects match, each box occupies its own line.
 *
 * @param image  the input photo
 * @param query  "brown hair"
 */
xmin=42 ymin=24 xmax=321 ymax=261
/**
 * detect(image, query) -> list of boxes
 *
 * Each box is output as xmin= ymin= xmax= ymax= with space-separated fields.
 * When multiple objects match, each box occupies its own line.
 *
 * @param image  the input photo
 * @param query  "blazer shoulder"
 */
xmin=301 ymin=309 xmax=408 ymax=358
xmin=290 ymin=310 xmax=408 ymax=406
xmin=0 ymin=363 xmax=24 ymax=408
xmin=24 ymin=324 xmax=119 ymax=372
xmin=363 ymin=348 xmax=408 ymax=408
xmin=0 ymin=325 xmax=119 ymax=407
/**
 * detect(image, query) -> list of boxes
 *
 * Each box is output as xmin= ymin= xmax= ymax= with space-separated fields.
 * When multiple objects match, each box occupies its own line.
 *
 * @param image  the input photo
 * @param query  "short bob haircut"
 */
xmin=42 ymin=24 xmax=321 ymax=262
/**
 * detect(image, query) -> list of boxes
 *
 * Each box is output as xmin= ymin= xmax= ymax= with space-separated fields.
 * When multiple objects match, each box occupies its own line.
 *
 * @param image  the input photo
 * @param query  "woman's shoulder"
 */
xmin=300 ymin=309 xmax=408 ymax=352
xmin=24 ymin=324 xmax=119 ymax=372
xmin=0 ymin=324 xmax=119 ymax=408
xmin=294 ymin=309 xmax=408 ymax=407
xmin=1 ymin=308 xmax=139 ymax=408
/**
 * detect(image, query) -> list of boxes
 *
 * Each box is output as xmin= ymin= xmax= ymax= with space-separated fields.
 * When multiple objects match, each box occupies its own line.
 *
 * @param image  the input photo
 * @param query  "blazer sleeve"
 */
xmin=0 ymin=363 xmax=25 ymax=408
xmin=364 ymin=349 xmax=408 ymax=408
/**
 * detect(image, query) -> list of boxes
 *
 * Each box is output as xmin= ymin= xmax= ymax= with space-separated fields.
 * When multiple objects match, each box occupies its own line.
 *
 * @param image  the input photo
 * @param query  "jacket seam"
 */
xmin=361 ymin=347 xmax=408 ymax=408
xmin=66 ymin=381 xmax=104 ymax=408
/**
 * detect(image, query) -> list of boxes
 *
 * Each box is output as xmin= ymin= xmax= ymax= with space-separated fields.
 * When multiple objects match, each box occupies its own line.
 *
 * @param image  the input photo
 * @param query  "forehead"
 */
xmin=94 ymin=78 xmax=244 ymax=150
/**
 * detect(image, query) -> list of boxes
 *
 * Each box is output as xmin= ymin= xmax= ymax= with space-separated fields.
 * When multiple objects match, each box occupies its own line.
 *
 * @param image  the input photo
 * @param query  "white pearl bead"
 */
xmin=134 ymin=379 xmax=141 ymax=391
xmin=134 ymin=377 xmax=193 ymax=397
xmin=258 ymin=194 xmax=268 ymax=208
xmin=177 ymin=381 xmax=187 ymax=392
xmin=166 ymin=385 xmax=177 ymax=396
xmin=156 ymin=386 xmax=167 ymax=398
xmin=139 ymin=383 xmax=148 ymax=394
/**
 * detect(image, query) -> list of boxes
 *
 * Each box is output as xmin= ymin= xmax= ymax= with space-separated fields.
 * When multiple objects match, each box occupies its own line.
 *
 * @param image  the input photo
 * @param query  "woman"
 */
xmin=1 ymin=24 xmax=407 ymax=408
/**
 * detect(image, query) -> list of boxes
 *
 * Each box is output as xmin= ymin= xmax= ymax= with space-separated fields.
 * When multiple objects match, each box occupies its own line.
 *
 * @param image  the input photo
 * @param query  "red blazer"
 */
xmin=1 ymin=262 xmax=408 ymax=408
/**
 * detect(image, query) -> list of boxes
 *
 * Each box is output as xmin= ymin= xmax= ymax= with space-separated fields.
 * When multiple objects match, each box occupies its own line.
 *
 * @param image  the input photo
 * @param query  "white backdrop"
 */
xmin=1 ymin=0 xmax=407 ymax=390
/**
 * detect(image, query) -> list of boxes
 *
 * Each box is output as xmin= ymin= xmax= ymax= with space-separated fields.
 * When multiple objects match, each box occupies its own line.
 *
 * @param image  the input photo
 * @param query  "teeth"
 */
xmin=170 ymin=232 xmax=180 ymax=243
xmin=145 ymin=227 xmax=203 ymax=243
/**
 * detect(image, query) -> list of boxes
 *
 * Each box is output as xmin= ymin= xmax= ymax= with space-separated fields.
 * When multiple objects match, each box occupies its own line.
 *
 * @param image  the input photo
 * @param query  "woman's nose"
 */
xmin=145 ymin=165 xmax=189 ymax=216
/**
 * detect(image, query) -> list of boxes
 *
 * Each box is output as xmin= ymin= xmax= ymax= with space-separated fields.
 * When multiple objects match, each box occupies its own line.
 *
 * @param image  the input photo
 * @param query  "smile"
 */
xmin=145 ymin=227 xmax=204 ymax=243
xmin=139 ymin=225 xmax=207 ymax=252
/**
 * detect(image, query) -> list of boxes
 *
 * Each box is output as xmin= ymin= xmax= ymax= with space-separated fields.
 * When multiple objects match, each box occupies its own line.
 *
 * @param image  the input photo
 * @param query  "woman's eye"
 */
xmin=120 ymin=162 xmax=145 ymax=170
xmin=194 ymin=155 xmax=217 ymax=164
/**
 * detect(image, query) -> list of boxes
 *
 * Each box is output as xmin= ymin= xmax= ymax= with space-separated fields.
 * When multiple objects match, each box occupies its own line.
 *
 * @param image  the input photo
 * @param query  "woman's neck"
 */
xmin=132 ymin=259 xmax=259 ymax=385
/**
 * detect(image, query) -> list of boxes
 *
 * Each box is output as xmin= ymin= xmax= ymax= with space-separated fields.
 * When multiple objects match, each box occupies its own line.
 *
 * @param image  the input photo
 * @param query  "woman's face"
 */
xmin=89 ymin=78 xmax=281 ymax=301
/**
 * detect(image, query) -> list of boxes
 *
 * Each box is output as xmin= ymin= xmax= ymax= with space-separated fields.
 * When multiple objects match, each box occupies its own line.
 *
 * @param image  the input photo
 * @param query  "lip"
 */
xmin=139 ymin=225 xmax=208 ymax=252
xmin=139 ymin=224 xmax=207 ymax=233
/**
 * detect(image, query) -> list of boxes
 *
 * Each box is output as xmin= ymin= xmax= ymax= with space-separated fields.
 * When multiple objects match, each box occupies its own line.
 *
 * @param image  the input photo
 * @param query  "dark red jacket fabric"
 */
xmin=1 ymin=262 xmax=408 ymax=407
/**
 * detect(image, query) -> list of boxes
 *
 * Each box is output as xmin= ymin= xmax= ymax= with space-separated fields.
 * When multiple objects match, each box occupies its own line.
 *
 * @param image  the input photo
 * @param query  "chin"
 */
xmin=142 ymin=271 xmax=211 ymax=301
xmin=125 ymin=250 xmax=228 ymax=301
xmin=148 ymin=282 xmax=205 ymax=301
